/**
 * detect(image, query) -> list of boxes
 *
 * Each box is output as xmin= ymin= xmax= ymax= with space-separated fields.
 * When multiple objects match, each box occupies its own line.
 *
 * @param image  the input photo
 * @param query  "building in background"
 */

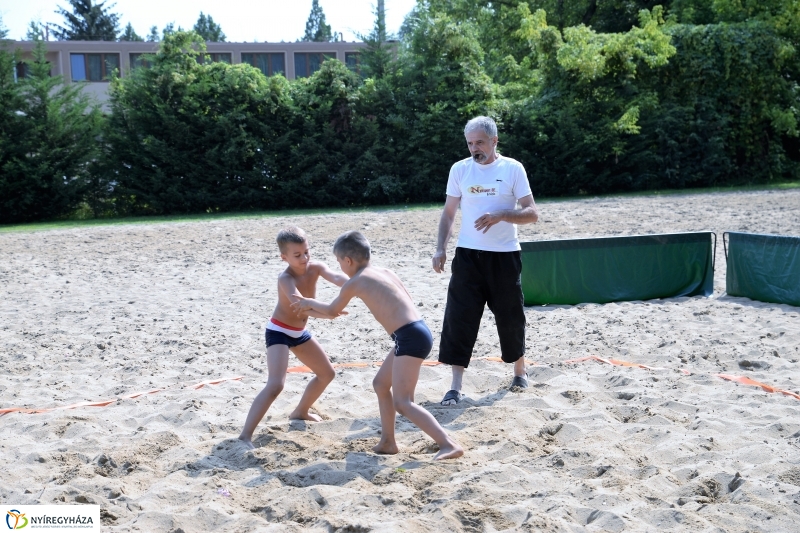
xmin=11 ymin=40 xmax=366 ymax=103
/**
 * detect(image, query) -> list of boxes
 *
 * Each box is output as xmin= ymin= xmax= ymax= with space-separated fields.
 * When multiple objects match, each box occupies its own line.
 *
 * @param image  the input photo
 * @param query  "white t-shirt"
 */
xmin=446 ymin=155 xmax=532 ymax=252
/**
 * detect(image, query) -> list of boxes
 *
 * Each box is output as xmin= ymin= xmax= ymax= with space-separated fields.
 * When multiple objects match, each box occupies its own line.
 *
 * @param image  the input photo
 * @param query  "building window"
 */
xmin=198 ymin=52 xmax=232 ymax=64
xmin=70 ymin=53 xmax=120 ymax=82
xmin=130 ymin=53 xmax=154 ymax=69
xmin=345 ymin=52 xmax=360 ymax=74
xmin=14 ymin=62 xmax=53 ymax=81
xmin=241 ymin=53 xmax=285 ymax=77
xmin=294 ymin=52 xmax=336 ymax=78
xmin=15 ymin=62 xmax=31 ymax=80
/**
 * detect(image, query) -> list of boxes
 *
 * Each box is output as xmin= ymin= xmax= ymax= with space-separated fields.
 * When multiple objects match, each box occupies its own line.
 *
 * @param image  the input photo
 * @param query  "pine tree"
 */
xmin=51 ymin=0 xmax=120 ymax=41
xmin=193 ymin=12 xmax=226 ymax=42
xmin=302 ymin=0 xmax=334 ymax=42
xmin=1 ymin=14 xmax=10 ymax=39
xmin=161 ymin=22 xmax=183 ymax=40
xmin=26 ymin=21 xmax=47 ymax=41
xmin=146 ymin=25 xmax=159 ymax=42
xmin=119 ymin=22 xmax=143 ymax=41
xmin=359 ymin=0 xmax=393 ymax=78
xmin=0 ymin=38 xmax=103 ymax=223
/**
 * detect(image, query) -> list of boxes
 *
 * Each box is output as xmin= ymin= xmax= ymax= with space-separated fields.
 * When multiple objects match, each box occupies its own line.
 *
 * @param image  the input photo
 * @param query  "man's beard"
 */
xmin=472 ymin=152 xmax=487 ymax=163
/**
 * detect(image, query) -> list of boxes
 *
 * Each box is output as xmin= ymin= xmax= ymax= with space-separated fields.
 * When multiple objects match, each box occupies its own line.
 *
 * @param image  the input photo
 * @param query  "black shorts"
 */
xmin=391 ymin=320 xmax=433 ymax=360
xmin=438 ymin=247 xmax=526 ymax=367
xmin=265 ymin=328 xmax=312 ymax=348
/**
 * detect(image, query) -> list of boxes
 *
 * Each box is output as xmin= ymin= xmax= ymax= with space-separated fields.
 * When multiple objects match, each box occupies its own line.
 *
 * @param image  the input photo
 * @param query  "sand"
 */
xmin=1 ymin=188 xmax=799 ymax=532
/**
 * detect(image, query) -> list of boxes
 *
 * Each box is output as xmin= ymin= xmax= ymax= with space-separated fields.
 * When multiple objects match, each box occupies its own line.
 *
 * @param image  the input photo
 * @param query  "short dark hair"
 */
xmin=276 ymin=226 xmax=307 ymax=253
xmin=333 ymin=231 xmax=371 ymax=262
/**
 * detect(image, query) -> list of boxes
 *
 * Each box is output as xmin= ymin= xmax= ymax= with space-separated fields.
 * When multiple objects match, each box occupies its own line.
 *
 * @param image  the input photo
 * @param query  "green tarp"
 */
xmin=520 ymin=233 xmax=715 ymax=306
xmin=725 ymin=232 xmax=800 ymax=307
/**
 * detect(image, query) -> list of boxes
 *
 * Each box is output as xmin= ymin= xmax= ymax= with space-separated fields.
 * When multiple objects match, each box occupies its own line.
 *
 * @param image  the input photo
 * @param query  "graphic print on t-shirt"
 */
xmin=467 ymin=185 xmax=497 ymax=196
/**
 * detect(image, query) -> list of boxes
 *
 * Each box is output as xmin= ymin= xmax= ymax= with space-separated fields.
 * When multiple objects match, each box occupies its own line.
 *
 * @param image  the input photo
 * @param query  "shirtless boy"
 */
xmin=291 ymin=231 xmax=464 ymax=460
xmin=238 ymin=226 xmax=348 ymax=449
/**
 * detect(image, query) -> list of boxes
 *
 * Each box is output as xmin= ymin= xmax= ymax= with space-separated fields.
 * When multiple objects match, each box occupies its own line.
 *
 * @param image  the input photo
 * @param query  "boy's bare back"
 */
xmin=343 ymin=265 xmax=420 ymax=334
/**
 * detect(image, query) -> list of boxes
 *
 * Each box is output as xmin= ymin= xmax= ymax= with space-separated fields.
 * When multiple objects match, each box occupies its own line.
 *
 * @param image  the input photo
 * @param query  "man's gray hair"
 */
xmin=464 ymin=116 xmax=498 ymax=138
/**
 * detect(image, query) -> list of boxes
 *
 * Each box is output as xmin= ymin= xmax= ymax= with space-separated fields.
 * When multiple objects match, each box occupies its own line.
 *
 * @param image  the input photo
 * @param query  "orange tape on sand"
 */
xmin=566 ymin=354 xmax=799 ymax=401
xmin=564 ymin=354 xmax=667 ymax=372
xmin=715 ymin=374 xmax=800 ymax=400
xmin=0 ymin=376 xmax=243 ymax=417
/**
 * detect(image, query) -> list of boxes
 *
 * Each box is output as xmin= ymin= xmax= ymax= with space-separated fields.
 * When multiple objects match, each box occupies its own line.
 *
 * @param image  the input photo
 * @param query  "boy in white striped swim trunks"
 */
xmin=238 ymin=226 xmax=348 ymax=449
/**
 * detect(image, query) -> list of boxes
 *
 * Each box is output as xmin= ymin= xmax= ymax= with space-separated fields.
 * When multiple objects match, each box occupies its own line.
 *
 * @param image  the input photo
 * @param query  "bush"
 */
xmin=0 ymin=39 xmax=103 ymax=224
xmin=105 ymin=31 xmax=294 ymax=215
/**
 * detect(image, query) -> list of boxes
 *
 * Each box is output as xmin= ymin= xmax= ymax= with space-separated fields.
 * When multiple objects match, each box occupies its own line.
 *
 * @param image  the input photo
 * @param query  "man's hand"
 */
xmin=432 ymin=249 xmax=447 ymax=273
xmin=474 ymin=212 xmax=503 ymax=234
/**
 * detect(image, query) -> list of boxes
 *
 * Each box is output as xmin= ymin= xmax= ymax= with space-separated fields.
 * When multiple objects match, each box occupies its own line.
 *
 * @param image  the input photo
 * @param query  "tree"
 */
xmin=146 ymin=25 xmax=159 ymax=42
xmin=358 ymin=0 xmax=393 ymax=78
xmin=51 ymin=0 xmax=120 ymax=41
xmin=302 ymin=0 xmax=334 ymax=42
xmin=0 ymin=38 xmax=103 ymax=223
xmin=0 ymin=14 xmax=8 ymax=39
xmin=161 ymin=22 xmax=184 ymax=40
xmin=193 ymin=12 xmax=226 ymax=42
xmin=26 ymin=21 xmax=48 ymax=41
xmin=119 ymin=22 xmax=143 ymax=41
xmin=105 ymin=31 xmax=293 ymax=215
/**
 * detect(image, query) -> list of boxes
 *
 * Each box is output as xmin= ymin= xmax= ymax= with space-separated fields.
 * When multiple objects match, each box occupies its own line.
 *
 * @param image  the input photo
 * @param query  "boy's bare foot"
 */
xmin=433 ymin=442 xmax=464 ymax=460
xmin=372 ymin=439 xmax=399 ymax=455
xmin=288 ymin=410 xmax=323 ymax=422
xmin=237 ymin=436 xmax=256 ymax=450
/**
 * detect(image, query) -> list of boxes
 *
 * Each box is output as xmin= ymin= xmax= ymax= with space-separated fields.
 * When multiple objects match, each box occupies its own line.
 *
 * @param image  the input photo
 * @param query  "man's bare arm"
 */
xmin=474 ymin=194 xmax=539 ymax=233
xmin=432 ymin=195 xmax=461 ymax=273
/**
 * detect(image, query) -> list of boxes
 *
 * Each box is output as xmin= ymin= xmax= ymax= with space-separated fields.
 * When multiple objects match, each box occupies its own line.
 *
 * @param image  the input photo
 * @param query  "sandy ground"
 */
xmin=1 ymin=188 xmax=800 ymax=532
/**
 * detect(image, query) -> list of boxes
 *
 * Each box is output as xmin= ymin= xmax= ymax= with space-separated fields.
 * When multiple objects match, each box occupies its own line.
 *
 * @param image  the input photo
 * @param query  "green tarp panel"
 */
xmin=520 ymin=233 xmax=715 ymax=306
xmin=724 ymin=232 xmax=800 ymax=307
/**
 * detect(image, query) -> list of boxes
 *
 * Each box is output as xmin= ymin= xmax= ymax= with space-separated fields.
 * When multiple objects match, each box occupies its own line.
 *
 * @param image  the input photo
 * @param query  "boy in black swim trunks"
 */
xmin=238 ymin=226 xmax=348 ymax=449
xmin=291 ymin=231 xmax=464 ymax=460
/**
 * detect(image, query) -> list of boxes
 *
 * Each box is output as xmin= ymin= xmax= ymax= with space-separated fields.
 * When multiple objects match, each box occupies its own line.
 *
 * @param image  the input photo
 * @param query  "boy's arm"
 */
xmin=291 ymin=281 xmax=357 ymax=319
xmin=278 ymin=274 xmax=345 ymax=319
xmin=315 ymin=262 xmax=349 ymax=287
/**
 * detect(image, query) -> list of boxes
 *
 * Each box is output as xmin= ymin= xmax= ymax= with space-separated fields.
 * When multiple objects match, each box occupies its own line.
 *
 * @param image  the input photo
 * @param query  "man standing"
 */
xmin=432 ymin=116 xmax=539 ymax=405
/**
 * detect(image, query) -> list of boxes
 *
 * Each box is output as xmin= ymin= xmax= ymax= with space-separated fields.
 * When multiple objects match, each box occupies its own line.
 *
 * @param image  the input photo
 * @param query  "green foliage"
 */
xmin=358 ymin=0 xmax=392 ymax=79
xmin=0 ymin=39 xmax=103 ymax=224
xmin=302 ymin=0 xmax=334 ymax=42
xmin=0 ymin=14 xmax=7 ymax=39
xmin=146 ymin=25 xmax=159 ymax=42
xmin=52 ymin=0 xmax=120 ymax=41
xmin=105 ymin=31 xmax=292 ymax=215
xmin=193 ymin=12 xmax=226 ymax=42
xmin=504 ymin=9 xmax=798 ymax=195
xmin=27 ymin=21 xmax=47 ymax=41
xmin=161 ymin=23 xmax=183 ymax=40
xmin=2 ymin=0 xmax=798 ymax=222
xmin=119 ymin=22 xmax=143 ymax=42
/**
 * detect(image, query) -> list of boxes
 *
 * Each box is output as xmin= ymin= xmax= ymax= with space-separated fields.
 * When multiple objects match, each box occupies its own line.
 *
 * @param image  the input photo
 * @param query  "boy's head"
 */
xmin=276 ymin=226 xmax=307 ymax=254
xmin=333 ymin=231 xmax=370 ymax=264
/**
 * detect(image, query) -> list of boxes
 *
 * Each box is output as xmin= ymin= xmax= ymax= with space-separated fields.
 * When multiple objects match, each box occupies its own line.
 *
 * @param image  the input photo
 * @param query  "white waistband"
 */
xmin=267 ymin=318 xmax=307 ymax=338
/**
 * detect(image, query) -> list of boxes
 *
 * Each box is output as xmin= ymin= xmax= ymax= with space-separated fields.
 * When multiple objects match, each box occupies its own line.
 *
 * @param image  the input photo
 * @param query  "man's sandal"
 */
xmin=441 ymin=389 xmax=464 ymax=406
xmin=511 ymin=375 xmax=529 ymax=389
